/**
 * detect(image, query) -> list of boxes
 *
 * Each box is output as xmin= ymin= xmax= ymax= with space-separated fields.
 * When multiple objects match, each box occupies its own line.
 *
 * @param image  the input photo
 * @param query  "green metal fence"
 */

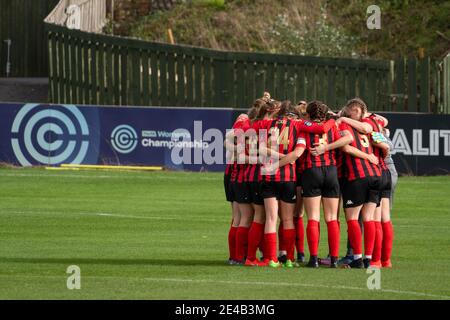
xmin=46 ymin=23 xmax=394 ymax=110
xmin=46 ymin=23 xmax=446 ymax=112
xmin=443 ymin=53 xmax=450 ymax=114
xmin=0 ymin=0 xmax=59 ymax=77
xmin=391 ymin=56 xmax=443 ymax=113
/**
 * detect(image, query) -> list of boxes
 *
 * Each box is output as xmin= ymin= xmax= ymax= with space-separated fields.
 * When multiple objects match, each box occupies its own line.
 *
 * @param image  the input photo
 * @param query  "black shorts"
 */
xmin=338 ymin=177 xmax=346 ymax=196
xmin=379 ymin=170 xmax=392 ymax=199
xmin=261 ymin=181 xmax=297 ymax=204
xmin=300 ymin=166 xmax=340 ymax=198
xmin=249 ymin=182 xmax=264 ymax=205
xmin=296 ymin=173 xmax=302 ymax=187
xmin=224 ymin=174 xmax=233 ymax=202
xmin=342 ymin=176 xmax=381 ymax=208
xmin=231 ymin=182 xmax=252 ymax=204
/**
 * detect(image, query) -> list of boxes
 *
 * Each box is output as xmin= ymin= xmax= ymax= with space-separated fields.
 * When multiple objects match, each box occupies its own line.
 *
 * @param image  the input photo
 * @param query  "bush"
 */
xmin=269 ymin=8 xmax=360 ymax=57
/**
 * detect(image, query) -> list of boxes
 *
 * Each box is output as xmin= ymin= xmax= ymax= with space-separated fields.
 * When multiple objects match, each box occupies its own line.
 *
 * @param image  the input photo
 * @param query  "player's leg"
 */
xmin=342 ymin=178 xmax=365 ymax=268
xmin=337 ymin=178 xmax=355 ymax=265
xmin=294 ymin=186 xmax=305 ymax=263
xmin=361 ymin=202 xmax=377 ymax=268
xmin=321 ymin=167 xmax=341 ymax=268
xmin=304 ymin=196 xmax=321 ymax=268
xmin=245 ymin=186 xmax=266 ymax=266
xmin=345 ymin=205 xmax=364 ymax=268
xmin=279 ymin=199 xmax=296 ymax=267
xmin=259 ymin=182 xmax=280 ymax=267
xmin=225 ymin=172 xmax=241 ymax=264
xmin=381 ymin=198 xmax=393 ymax=268
xmin=381 ymin=171 xmax=394 ymax=268
xmin=323 ymin=197 xmax=340 ymax=268
xmin=235 ymin=203 xmax=253 ymax=264
xmin=277 ymin=210 xmax=287 ymax=263
xmin=371 ymin=205 xmax=383 ymax=268
xmin=234 ymin=182 xmax=254 ymax=264
xmin=360 ymin=176 xmax=381 ymax=268
xmin=261 ymin=197 xmax=279 ymax=267
xmin=228 ymin=202 xmax=241 ymax=264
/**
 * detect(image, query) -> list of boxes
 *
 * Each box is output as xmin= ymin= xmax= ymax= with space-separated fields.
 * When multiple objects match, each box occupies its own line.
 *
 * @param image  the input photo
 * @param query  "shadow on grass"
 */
xmin=0 ymin=257 xmax=228 ymax=267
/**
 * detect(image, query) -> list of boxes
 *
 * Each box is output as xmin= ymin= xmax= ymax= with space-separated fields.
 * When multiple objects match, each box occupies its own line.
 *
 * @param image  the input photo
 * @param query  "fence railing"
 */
xmin=443 ymin=53 xmax=450 ymax=114
xmin=390 ymin=56 xmax=444 ymax=113
xmin=46 ymin=23 xmax=398 ymax=111
xmin=0 ymin=0 xmax=60 ymax=77
xmin=45 ymin=0 xmax=108 ymax=33
xmin=44 ymin=10 xmax=447 ymax=113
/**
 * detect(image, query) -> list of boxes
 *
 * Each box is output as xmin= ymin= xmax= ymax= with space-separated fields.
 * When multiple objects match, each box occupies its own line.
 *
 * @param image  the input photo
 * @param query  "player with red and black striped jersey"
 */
xmin=362 ymin=112 xmax=394 ymax=268
xmin=243 ymin=97 xmax=271 ymax=266
xmin=231 ymin=111 xmax=265 ymax=264
xmin=339 ymin=99 xmax=382 ymax=268
xmin=291 ymin=100 xmax=309 ymax=264
xmin=224 ymin=114 xmax=248 ymax=264
xmin=292 ymin=101 xmax=353 ymax=268
xmin=257 ymin=101 xmax=336 ymax=268
xmin=309 ymin=109 xmax=381 ymax=266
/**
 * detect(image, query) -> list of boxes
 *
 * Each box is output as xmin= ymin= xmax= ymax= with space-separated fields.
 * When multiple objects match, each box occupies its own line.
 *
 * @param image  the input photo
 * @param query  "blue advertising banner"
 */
xmin=0 ymin=103 xmax=449 ymax=175
xmin=0 ymin=103 xmax=233 ymax=172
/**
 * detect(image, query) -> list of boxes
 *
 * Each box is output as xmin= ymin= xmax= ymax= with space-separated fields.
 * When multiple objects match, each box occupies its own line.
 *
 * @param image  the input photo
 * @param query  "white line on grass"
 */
xmin=3 ymin=210 xmax=449 ymax=229
xmin=138 ymin=277 xmax=450 ymax=299
xmin=1 ymin=210 xmax=229 ymax=223
xmin=0 ymin=172 xmax=219 ymax=181
xmin=0 ymin=274 xmax=447 ymax=299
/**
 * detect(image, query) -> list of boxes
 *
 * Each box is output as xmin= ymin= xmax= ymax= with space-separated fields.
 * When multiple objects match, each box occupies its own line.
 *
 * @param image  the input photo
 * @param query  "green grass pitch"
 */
xmin=0 ymin=167 xmax=449 ymax=300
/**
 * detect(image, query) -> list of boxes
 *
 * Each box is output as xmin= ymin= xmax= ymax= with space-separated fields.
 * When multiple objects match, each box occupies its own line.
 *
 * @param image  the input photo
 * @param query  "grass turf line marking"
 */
xmin=4 ymin=210 xmax=449 ymax=229
xmin=140 ymin=277 xmax=450 ymax=299
xmin=1 ymin=210 xmax=229 ymax=223
xmin=2 ymin=210 xmax=448 ymax=228
xmin=0 ymin=172 xmax=218 ymax=181
xmin=0 ymin=274 xmax=447 ymax=299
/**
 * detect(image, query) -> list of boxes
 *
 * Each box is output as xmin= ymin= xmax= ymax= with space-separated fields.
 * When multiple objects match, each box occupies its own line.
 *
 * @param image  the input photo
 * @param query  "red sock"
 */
xmin=306 ymin=220 xmax=320 ymax=256
xmin=259 ymin=233 xmax=265 ymax=258
xmin=327 ymin=220 xmax=340 ymax=257
xmin=247 ymin=222 xmax=264 ymax=261
xmin=363 ymin=221 xmax=376 ymax=258
xmin=347 ymin=220 xmax=362 ymax=255
xmin=381 ymin=221 xmax=394 ymax=262
xmin=372 ymin=222 xmax=383 ymax=262
xmin=264 ymin=232 xmax=278 ymax=262
xmin=284 ymin=228 xmax=296 ymax=261
xmin=235 ymin=227 xmax=249 ymax=261
xmin=295 ymin=216 xmax=305 ymax=254
xmin=228 ymin=226 xmax=238 ymax=260
xmin=278 ymin=222 xmax=286 ymax=252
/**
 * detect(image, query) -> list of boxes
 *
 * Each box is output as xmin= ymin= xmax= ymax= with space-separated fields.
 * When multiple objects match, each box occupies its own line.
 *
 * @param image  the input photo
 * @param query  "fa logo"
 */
xmin=367 ymin=5 xmax=381 ymax=30
xmin=66 ymin=265 xmax=81 ymax=290
xmin=366 ymin=267 xmax=381 ymax=290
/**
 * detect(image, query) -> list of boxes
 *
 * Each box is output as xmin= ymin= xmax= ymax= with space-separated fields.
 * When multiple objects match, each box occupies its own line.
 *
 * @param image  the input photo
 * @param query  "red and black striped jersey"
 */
xmin=259 ymin=118 xmax=306 ymax=182
xmin=244 ymin=119 xmax=261 ymax=183
xmin=295 ymin=118 xmax=336 ymax=134
xmin=296 ymin=153 xmax=306 ymax=176
xmin=362 ymin=116 xmax=388 ymax=171
xmin=339 ymin=122 xmax=381 ymax=181
xmin=228 ymin=117 xmax=250 ymax=183
xmin=298 ymin=124 xmax=341 ymax=170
